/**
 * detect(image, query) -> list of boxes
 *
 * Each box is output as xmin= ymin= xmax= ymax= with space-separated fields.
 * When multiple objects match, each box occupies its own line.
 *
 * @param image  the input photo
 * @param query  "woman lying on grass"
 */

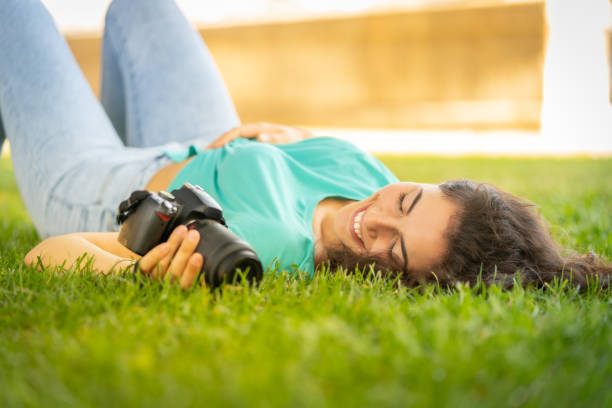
xmin=1 ymin=0 xmax=610 ymax=289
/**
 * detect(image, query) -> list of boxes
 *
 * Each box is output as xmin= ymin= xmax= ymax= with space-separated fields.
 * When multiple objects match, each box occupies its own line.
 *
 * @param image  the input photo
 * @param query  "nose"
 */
xmin=364 ymin=206 xmax=399 ymax=242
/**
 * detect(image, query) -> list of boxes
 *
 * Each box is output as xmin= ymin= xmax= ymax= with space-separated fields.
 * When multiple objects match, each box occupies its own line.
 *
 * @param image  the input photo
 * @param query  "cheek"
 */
xmin=404 ymin=217 xmax=449 ymax=272
xmin=335 ymin=202 xmax=358 ymax=236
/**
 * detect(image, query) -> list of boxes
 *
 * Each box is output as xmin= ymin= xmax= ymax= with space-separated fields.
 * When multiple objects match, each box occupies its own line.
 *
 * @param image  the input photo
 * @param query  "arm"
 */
xmin=206 ymin=122 xmax=313 ymax=149
xmin=24 ymin=232 xmax=139 ymax=275
xmin=24 ymin=227 xmax=204 ymax=288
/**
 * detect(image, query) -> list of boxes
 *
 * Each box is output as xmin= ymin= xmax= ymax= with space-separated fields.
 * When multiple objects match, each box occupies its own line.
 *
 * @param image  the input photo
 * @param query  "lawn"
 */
xmin=1 ymin=154 xmax=611 ymax=408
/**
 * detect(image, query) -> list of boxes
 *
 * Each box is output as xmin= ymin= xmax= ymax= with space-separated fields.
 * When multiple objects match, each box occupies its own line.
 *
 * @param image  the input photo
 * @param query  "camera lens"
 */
xmin=215 ymin=250 xmax=263 ymax=286
xmin=190 ymin=220 xmax=263 ymax=288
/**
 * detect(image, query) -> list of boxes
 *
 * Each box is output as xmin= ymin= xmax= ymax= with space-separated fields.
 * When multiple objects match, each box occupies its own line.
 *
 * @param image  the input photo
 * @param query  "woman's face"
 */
xmin=322 ymin=182 xmax=459 ymax=275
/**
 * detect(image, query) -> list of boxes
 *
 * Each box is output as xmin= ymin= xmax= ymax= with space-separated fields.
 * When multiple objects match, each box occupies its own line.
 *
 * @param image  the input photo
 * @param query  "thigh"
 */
xmin=41 ymin=148 xmax=172 ymax=237
xmin=100 ymin=0 xmax=240 ymax=149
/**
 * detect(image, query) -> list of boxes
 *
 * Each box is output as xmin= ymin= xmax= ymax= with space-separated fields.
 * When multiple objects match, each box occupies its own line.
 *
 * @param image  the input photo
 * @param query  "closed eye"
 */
xmin=394 ymin=187 xmax=423 ymax=270
xmin=388 ymin=192 xmax=407 ymax=265
xmin=397 ymin=192 xmax=407 ymax=213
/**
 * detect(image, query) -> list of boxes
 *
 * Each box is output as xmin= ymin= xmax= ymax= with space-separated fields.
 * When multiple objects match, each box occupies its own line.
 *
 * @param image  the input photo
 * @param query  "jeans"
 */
xmin=0 ymin=0 xmax=240 ymax=238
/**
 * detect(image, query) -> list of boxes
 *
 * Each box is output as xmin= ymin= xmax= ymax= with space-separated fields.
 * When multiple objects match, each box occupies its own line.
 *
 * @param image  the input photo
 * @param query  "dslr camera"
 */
xmin=116 ymin=183 xmax=263 ymax=288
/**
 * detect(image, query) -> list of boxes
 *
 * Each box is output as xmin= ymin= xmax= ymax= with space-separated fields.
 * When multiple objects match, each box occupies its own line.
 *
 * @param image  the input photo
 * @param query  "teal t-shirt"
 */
xmin=165 ymin=137 xmax=398 ymax=276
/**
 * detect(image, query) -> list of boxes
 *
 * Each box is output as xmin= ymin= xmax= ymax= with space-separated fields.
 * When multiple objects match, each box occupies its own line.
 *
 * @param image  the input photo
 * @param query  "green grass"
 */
xmin=1 ymin=155 xmax=611 ymax=408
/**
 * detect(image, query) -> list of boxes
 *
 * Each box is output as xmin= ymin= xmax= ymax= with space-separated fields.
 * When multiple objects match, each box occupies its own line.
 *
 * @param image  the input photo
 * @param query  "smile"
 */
xmin=350 ymin=206 xmax=368 ymax=249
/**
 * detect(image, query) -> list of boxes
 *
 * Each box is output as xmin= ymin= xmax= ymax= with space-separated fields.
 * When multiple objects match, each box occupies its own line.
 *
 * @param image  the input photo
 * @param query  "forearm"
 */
xmin=24 ymin=234 xmax=136 ymax=275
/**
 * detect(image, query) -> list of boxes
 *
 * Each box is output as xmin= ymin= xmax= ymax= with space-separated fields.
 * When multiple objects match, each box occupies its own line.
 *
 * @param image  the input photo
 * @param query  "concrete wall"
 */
xmin=67 ymin=2 xmax=545 ymax=129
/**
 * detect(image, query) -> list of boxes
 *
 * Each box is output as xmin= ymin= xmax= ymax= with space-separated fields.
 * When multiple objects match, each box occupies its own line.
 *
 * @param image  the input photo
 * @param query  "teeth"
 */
xmin=354 ymin=210 xmax=364 ymax=241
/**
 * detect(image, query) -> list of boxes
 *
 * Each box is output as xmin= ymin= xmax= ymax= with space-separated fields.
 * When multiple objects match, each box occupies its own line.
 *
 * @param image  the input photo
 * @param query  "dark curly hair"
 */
xmin=429 ymin=179 xmax=611 ymax=290
xmin=323 ymin=179 xmax=611 ymax=290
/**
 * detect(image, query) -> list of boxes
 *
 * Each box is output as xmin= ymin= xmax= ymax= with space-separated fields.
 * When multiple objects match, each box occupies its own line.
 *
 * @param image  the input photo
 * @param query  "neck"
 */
xmin=312 ymin=197 xmax=353 ymax=266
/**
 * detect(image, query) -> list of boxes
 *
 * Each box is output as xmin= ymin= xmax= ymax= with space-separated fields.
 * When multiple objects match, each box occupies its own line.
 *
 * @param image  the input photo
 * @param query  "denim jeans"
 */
xmin=0 ymin=0 xmax=240 ymax=237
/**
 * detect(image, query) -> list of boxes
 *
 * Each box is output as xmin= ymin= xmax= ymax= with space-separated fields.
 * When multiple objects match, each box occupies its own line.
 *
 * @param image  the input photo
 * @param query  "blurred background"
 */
xmin=25 ymin=0 xmax=612 ymax=154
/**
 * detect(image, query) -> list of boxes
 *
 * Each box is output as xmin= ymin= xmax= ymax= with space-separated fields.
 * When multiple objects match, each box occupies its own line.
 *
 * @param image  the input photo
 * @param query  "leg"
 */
xmin=0 ymin=0 xmax=170 ymax=237
xmin=100 ymin=0 xmax=240 ymax=148
xmin=0 ymin=110 xmax=5 ymax=156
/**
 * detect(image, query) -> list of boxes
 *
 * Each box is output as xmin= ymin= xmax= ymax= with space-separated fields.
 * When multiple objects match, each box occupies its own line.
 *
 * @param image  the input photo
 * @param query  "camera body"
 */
xmin=116 ymin=183 xmax=263 ymax=288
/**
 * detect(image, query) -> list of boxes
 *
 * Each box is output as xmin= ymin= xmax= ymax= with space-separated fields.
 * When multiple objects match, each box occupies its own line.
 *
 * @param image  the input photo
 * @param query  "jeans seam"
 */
xmin=104 ymin=9 xmax=144 ymax=148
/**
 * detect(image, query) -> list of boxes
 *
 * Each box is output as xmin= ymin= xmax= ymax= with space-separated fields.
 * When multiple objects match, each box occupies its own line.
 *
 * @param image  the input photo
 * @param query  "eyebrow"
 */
xmin=400 ymin=187 xmax=423 ymax=270
xmin=406 ymin=187 xmax=423 ymax=215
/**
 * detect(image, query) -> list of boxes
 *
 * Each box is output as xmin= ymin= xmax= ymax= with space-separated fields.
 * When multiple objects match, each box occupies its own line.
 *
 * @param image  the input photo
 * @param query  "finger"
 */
xmin=155 ymin=225 xmax=187 ymax=279
xmin=207 ymin=124 xmax=274 ymax=149
xmin=235 ymin=123 xmax=259 ymax=136
xmin=180 ymin=253 xmax=203 ymax=289
xmin=167 ymin=229 xmax=200 ymax=282
xmin=256 ymin=130 xmax=288 ymax=144
xmin=257 ymin=133 xmax=271 ymax=142
xmin=245 ymin=122 xmax=283 ymax=136
xmin=138 ymin=242 xmax=170 ymax=274
xmin=206 ymin=127 xmax=240 ymax=149
xmin=207 ymin=124 xmax=264 ymax=149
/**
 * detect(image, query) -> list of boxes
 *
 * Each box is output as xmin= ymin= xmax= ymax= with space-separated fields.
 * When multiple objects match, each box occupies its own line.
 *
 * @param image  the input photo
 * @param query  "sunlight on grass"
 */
xmin=0 ymin=155 xmax=610 ymax=408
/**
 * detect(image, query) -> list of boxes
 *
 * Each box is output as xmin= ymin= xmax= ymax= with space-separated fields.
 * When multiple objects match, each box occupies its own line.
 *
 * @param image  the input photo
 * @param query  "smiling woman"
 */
xmin=3 ymin=0 xmax=610 ymax=290
xmin=314 ymin=183 xmax=458 ymax=277
xmin=319 ymin=178 xmax=612 ymax=288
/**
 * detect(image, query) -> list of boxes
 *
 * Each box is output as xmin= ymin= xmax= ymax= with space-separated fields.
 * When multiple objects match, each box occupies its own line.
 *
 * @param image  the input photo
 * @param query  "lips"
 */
xmin=350 ymin=205 xmax=369 ymax=249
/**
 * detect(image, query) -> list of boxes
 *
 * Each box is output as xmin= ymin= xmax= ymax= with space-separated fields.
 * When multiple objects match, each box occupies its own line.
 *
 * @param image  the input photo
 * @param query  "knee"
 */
xmin=103 ymin=0 xmax=130 ymax=31
xmin=0 ymin=0 xmax=55 ymax=35
xmin=104 ymin=0 xmax=178 ymax=27
xmin=103 ymin=0 xmax=190 ymax=52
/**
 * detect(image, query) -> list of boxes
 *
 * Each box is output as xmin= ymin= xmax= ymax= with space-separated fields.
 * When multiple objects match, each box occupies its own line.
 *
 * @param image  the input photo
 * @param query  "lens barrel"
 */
xmin=190 ymin=220 xmax=263 ymax=287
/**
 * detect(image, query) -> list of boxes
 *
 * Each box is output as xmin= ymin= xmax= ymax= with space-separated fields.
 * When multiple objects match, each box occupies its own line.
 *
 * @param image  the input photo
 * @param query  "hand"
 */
xmin=206 ymin=122 xmax=313 ymax=149
xmin=137 ymin=225 xmax=204 ymax=289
